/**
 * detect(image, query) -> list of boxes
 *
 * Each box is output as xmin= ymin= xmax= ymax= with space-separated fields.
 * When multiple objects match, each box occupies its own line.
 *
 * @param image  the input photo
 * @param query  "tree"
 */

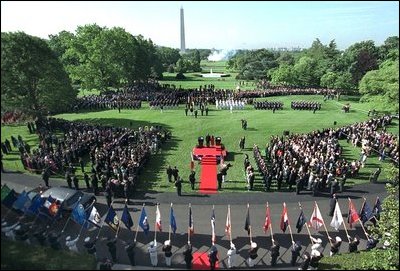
xmin=1 ymin=32 xmax=76 ymax=117
xmin=320 ymin=71 xmax=338 ymax=89
xmin=365 ymin=182 xmax=399 ymax=270
xmin=156 ymin=46 xmax=181 ymax=70
xmin=270 ymin=64 xmax=297 ymax=86
xmin=293 ymin=56 xmax=320 ymax=87
xmin=340 ymin=40 xmax=379 ymax=85
xmin=379 ymin=36 xmax=399 ymax=62
xmin=359 ymin=59 xmax=399 ymax=111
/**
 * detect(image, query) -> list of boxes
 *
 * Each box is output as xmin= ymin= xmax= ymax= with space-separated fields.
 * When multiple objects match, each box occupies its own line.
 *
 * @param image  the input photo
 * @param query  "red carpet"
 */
xmin=192 ymin=251 xmax=219 ymax=270
xmin=199 ymin=156 xmax=218 ymax=194
xmin=193 ymin=146 xmax=227 ymax=195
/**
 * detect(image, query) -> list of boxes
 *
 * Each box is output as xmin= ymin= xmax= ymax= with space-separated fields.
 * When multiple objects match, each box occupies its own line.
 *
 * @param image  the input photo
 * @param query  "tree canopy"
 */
xmin=1 ymin=32 xmax=76 ymax=117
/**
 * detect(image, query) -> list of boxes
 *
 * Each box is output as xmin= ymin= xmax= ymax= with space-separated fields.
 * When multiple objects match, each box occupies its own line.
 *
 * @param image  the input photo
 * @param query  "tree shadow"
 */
xmin=65 ymin=118 xmax=180 ymax=194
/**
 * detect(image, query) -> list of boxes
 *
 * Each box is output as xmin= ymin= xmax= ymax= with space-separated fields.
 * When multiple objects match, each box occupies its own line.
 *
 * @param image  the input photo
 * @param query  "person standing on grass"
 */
xmin=189 ymin=170 xmax=196 ymax=190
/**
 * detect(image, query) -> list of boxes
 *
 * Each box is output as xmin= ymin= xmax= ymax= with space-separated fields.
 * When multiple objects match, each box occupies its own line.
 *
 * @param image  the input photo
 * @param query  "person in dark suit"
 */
xmin=162 ymin=239 xmax=173 ymax=266
xmin=248 ymin=241 xmax=259 ymax=267
xmin=328 ymin=194 xmax=337 ymax=217
xmin=125 ymin=240 xmax=136 ymax=266
xmin=208 ymin=245 xmax=218 ymax=270
xmin=175 ymin=177 xmax=182 ymax=196
xmin=172 ymin=166 xmax=179 ymax=182
xmin=329 ymin=236 xmax=342 ymax=256
xmin=270 ymin=240 xmax=280 ymax=266
xmin=72 ymin=175 xmax=79 ymax=190
xmin=166 ymin=165 xmax=173 ymax=183
xmin=189 ymin=170 xmax=196 ymax=190
xmin=183 ymin=242 xmax=193 ymax=269
xmin=106 ymin=237 xmax=117 ymax=263
xmin=348 ymin=235 xmax=360 ymax=253
xmin=84 ymin=236 xmax=98 ymax=259
xmin=291 ymin=241 xmax=302 ymax=266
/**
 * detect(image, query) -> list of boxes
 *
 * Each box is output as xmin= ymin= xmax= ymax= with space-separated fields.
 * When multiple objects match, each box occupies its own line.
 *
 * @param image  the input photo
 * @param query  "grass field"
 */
xmin=2 ymin=95 xmax=398 ymax=194
xmin=159 ymin=60 xmax=256 ymax=90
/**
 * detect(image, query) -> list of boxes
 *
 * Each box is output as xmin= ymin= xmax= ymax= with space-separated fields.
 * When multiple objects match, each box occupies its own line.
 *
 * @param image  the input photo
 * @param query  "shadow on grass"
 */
xmin=62 ymin=118 xmax=181 ymax=194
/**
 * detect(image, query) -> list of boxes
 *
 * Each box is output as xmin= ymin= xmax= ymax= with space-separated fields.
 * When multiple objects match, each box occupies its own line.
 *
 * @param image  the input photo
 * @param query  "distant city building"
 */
xmin=267 ymin=47 xmax=303 ymax=52
xmin=180 ymin=7 xmax=186 ymax=54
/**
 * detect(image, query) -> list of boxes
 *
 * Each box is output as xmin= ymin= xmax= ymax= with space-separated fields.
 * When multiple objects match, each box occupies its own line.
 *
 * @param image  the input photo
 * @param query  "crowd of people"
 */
xmin=251 ymin=114 xmax=398 ymax=195
xmin=12 ymin=117 xmax=171 ymax=198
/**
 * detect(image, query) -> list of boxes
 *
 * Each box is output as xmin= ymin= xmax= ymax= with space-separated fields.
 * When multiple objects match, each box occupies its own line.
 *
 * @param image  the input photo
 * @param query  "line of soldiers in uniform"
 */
xmin=291 ymin=100 xmax=321 ymax=111
xmin=74 ymin=92 xmax=142 ymax=111
xmin=253 ymin=100 xmax=283 ymax=111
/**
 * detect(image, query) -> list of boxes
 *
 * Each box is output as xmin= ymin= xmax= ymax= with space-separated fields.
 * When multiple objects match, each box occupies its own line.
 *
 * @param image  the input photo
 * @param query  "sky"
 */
xmin=1 ymin=1 xmax=399 ymax=50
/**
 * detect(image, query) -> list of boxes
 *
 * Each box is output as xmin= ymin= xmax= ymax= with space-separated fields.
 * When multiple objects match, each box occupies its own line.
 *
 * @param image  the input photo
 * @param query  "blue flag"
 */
xmin=2 ymin=189 xmax=18 ymax=208
xmin=360 ymin=201 xmax=374 ymax=224
xmin=72 ymin=203 xmax=89 ymax=228
xmin=139 ymin=206 xmax=150 ymax=235
xmin=296 ymin=210 xmax=307 ymax=233
xmin=373 ymin=197 xmax=382 ymax=220
xmin=27 ymin=194 xmax=46 ymax=215
xmin=170 ymin=206 xmax=177 ymax=234
xmin=12 ymin=190 xmax=31 ymax=212
xmin=121 ymin=204 xmax=133 ymax=230
xmin=105 ymin=205 xmax=119 ymax=232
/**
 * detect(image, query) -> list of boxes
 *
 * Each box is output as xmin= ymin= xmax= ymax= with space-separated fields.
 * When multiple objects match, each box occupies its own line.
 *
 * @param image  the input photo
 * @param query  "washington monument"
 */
xmin=180 ymin=6 xmax=186 ymax=53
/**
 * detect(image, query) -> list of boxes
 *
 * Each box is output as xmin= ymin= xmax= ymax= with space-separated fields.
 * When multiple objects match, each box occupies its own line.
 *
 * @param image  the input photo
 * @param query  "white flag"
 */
xmin=309 ymin=203 xmax=324 ymax=230
xmin=88 ymin=206 xmax=101 ymax=228
xmin=330 ymin=201 xmax=344 ymax=231
xmin=156 ymin=204 xmax=162 ymax=232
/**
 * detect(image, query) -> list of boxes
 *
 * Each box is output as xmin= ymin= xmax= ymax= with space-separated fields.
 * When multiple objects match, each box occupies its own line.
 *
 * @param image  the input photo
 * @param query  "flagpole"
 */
xmin=248 ymin=203 xmax=252 ymax=244
xmin=267 ymin=202 xmax=274 ymax=242
xmin=97 ymin=200 xmax=114 ymax=239
xmin=228 ymin=204 xmax=232 ymax=243
xmin=134 ymin=203 xmax=145 ymax=242
xmin=78 ymin=219 xmax=88 ymax=237
xmin=298 ymin=202 xmax=314 ymax=245
xmin=338 ymin=200 xmax=351 ymax=242
xmin=285 ymin=202 xmax=294 ymax=244
xmin=187 ymin=203 xmax=191 ymax=244
xmin=169 ymin=203 xmax=172 ymax=241
xmin=212 ymin=204 xmax=215 ymax=245
xmin=154 ymin=203 xmax=158 ymax=242
xmin=115 ymin=202 xmax=124 ymax=239
xmin=315 ymin=201 xmax=333 ymax=246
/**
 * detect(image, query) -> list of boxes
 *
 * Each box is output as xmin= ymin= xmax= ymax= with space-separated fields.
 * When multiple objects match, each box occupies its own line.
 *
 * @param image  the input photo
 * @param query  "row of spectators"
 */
xmin=252 ymin=115 xmax=398 ymax=194
xmin=16 ymin=118 xmax=170 ymax=195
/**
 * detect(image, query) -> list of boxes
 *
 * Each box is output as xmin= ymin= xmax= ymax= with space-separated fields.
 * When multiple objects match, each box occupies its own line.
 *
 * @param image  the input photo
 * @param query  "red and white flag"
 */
xmin=280 ymin=202 xmax=290 ymax=232
xmin=156 ymin=204 xmax=162 ymax=232
xmin=309 ymin=202 xmax=324 ymax=230
xmin=263 ymin=204 xmax=271 ymax=233
xmin=347 ymin=198 xmax=360 ymax=229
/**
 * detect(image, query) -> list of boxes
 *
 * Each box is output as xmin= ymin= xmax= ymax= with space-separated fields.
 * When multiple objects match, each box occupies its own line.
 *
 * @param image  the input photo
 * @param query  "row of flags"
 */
xmin=2 ymin=184 xmax=382 ymax=239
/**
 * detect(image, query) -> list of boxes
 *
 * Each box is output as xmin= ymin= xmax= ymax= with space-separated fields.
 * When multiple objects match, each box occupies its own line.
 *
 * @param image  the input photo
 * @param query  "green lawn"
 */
xmin=1 ymin=239 xmax=96 ymax=270
xmin=2 ymin=95 xmax=398 ymax=193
